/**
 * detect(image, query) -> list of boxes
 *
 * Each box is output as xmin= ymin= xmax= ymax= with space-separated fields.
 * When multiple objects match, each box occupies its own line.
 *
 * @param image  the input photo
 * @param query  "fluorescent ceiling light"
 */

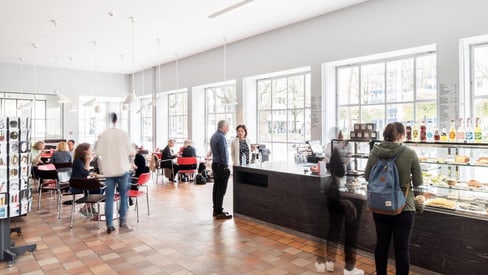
xmin=208 ymin=0 xmax=253 ymax=19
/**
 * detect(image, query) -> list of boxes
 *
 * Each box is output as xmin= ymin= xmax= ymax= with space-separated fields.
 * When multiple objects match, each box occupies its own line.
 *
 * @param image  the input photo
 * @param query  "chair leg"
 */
xmin=57 ymin=190 xmax=62 ymax=219
xmin=70 ymin=199 xmax=75 ymax=229
xmin=136 ymin=198 xmax=139 ymax=222
xmin=37 ymin=184 xmax=42 ymax=210
xmin=96 ymin=203 xmax=101 ymax=229
xmin=146 ymin=192 xmax=150 ymax=216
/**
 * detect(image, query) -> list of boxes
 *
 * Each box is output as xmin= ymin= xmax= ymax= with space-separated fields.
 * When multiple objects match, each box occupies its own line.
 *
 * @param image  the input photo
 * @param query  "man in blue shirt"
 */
xmin=210 ymin=120 xmax=232 ymax=219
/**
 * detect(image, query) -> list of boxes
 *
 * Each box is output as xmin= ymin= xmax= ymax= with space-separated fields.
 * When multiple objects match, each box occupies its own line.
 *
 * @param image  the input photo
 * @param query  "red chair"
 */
xmin=176 ymin=157 xmax=198 ymax=182
xmin=127 ymin=172 xmax=151 ymax=222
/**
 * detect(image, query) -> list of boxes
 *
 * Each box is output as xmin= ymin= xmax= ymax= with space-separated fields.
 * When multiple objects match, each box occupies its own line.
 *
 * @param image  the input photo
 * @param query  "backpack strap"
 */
xmin=393 ymin=146 xmax=408 ymax=196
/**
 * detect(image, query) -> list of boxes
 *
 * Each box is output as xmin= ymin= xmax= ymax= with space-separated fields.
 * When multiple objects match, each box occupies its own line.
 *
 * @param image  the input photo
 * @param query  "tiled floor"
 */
xmin=1 ymin=175 xmax=431 ymax=274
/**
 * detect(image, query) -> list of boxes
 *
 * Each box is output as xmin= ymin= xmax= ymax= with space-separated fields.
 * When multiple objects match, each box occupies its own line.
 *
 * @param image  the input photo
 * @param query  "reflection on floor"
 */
xmin=1 ymin=175 xmax=429 ymax=274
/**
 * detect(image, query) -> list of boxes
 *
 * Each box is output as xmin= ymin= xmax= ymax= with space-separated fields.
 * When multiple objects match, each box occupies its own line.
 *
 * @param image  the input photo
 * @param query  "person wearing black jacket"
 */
xmin=315 ymin=146 xmax=364 ymax=275
xmin=160 ymin=139 xmax=180 ymax=181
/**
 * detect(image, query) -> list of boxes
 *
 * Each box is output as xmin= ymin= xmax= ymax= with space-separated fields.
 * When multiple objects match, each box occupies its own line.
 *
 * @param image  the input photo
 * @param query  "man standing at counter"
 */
xmin=210 ymin=120 xmax=232 ymax=219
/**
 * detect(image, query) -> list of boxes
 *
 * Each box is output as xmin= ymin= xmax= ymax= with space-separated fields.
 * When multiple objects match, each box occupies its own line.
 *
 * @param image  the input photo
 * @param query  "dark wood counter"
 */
xmin=233 ymin=163 xmax=488 ymax=275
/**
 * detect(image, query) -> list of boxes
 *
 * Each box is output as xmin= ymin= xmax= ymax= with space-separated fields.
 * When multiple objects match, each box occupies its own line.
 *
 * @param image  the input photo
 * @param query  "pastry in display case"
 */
xmin=406 ymin=141 xmax=488 ymax=217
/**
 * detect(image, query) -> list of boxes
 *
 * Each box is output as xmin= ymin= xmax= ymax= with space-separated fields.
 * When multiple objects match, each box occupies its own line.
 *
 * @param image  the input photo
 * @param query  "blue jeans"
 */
xmin=373 ymin=211 xmax=415 ymax=275
xmin=104 ymin=172 xmax=129 ymax=227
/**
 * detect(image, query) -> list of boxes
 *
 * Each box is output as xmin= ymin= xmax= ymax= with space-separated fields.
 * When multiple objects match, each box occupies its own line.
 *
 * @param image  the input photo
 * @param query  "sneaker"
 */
xmin=314 ymin=262 xmax=326 ymax=272
xmin=326 ymin=261 xmax=335 ymax=272
xmin=343 ymin=267 xmax=364 ymax=275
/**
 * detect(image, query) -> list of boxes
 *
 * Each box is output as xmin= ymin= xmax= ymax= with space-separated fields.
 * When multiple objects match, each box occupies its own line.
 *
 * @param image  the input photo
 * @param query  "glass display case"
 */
xmin=330 ymin=139 xmax=378 ymax=192
xmin=405 ymin=141 xmax=488 ymax=218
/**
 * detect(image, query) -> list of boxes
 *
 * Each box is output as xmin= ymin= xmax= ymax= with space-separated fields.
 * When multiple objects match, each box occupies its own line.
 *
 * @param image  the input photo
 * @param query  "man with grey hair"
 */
xmin=210 ymin=120 xmax=232 ymax=219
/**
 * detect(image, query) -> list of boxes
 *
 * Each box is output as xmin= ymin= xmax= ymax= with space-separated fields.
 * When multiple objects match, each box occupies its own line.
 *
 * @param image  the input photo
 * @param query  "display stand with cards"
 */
xmin=0 ymin=117 xmax=36 ymax=266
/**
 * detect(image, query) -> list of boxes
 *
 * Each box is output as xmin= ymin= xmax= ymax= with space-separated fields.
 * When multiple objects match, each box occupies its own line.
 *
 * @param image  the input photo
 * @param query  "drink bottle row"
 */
xmin=405 ymin=118 xmax=485 ymax=143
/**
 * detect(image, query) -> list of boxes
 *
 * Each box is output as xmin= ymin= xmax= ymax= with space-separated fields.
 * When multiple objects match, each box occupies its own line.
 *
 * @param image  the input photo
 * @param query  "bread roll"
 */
xmin=455 ymin=155 xmax=470 ymax=163
xmin=447 ymin=178 xmax=457 ymax=186
xmin=468 ymin=179 xmax=482 ymax=188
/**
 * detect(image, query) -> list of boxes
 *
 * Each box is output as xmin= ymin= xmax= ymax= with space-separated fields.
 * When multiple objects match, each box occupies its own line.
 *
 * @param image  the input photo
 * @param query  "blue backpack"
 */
xmin=367 ymin=147 xmax=407 ymax=215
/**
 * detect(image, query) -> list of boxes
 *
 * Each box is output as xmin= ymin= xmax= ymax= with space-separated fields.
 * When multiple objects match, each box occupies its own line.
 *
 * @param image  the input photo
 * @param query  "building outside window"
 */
xmin=257 ymin=72 xmax=311 ymax=161
xmin=336 ymin=51 xmax=437 ymax=136
xmin=471 ymin=43 xmax=488 ymax=120
xmin=168 ymin=92 xmax=188 ymax=144
xmin=205 ymin=84 xmax=237 ymax=153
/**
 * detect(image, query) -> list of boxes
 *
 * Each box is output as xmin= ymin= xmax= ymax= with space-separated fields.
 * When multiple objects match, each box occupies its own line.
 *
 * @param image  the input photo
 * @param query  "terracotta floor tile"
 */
xmin=0 ymin=176 xmax=437 ymax=275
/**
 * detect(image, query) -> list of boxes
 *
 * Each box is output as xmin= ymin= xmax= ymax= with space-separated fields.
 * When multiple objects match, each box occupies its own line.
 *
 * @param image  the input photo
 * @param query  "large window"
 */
xmin=0 ymin=92 xmax=54 ymax=141
xmin=205 ymin=84 xmax=237 ymax=149
xmin=78 ymin=97 xmax=128 ymax=146
xmin=257 ymin=72 xmax=311 ymax=161
xmin=139 ymin=97 xmax=153 ymax=150
xmin=471 ymin=44 xmax=488 ymax=120
xmin=336 ymin=52 xmax=437 ymax=136
xmin=168 ymin=92 xmax=188 ymax=143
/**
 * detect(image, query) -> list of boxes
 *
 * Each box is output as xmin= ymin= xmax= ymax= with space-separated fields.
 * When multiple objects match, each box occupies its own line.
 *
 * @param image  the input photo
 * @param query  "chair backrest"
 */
xmin=57 ymin=170 xmax=72 ymax=183
xmin=36 ymin=164 xmax=58 ymax=180
xmin=69 ymin=178 xmax=101 ymax=191
xmin=177 ymin=157 xmax=197 ymax=166
xmin=137 ymin=172 xmax=152 ymax=185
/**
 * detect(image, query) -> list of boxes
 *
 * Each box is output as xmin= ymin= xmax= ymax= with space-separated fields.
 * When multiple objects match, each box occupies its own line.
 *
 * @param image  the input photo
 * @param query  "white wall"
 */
xmin=2 ymin=0 xmax=488 ymax=146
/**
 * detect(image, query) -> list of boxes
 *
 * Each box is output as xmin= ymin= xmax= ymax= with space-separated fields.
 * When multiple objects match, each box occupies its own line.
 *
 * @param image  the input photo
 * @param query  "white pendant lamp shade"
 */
xmin=83 ymin=97 xmax=97 ymax=107
xmin=124 ymin=90 xmax=137 ymax=104
xmin=125 ymin=16 xmax=137 ymax=105
xmin=51 ymin=19 xmax=71 ymax=104
xmin=55 ymin=90 xmax=71 ymax=103
xmin=148 ymin=96 xmax=160 ymax=106
xmin=136 ymin=105 xmax=145 ymax=114
xmin=223 ymin=95 xmax=238 ymax=105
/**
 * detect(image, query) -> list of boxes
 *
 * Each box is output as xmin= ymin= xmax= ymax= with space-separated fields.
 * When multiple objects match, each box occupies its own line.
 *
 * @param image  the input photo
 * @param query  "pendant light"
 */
xmin=168 ymin=54 xmax=179 ymax=108
xmin=221 ymin=37 xmax=237 ymax=105
xmin=67 ymin=57 xmax=78 ymax=112
xmin=84 ymin=41 xmax=98 ymax=107
xmin=136 ymin=65 xmax=145 ymax=113
xmin=148 ymin=38 xmax=161 ymax=107
xmin=51 ymin=19 xmax=71 ymax=104
xmin=120 ymin=54 xmax=129 ymax=110
xmin=124 ymin=16 xmax=137 ymax=104
xmin=23 ymin=43 xmax=39 ymax=110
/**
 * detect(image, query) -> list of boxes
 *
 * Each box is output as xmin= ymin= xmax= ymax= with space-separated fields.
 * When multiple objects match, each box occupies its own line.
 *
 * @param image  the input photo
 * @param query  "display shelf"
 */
xmin=407 ymin=141 xmax=488 ymax=218
xmin=0 ymin=117 xmax=36 ymax=266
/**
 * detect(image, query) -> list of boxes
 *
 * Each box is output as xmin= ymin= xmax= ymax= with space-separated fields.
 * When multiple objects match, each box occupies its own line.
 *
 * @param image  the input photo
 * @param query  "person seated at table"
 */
xmin=51 ymin=141 xmax=72 ymax=164
xmin=161 ymin=139 xmax=180 ymax=181
xmin=71 ymin=142 xmax=103 ymax=216
xmin=31 ymin=140 xmax=45 ymax=166
xmin=179 ymin=139 xmax=198 ymax=181
xmin=129 ymin=144 xmax=149 ymax=205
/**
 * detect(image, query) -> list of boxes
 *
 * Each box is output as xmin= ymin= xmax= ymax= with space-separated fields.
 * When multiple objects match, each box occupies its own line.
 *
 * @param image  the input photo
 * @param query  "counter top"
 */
xmin=235 ymin=161 xmax=325 ymax=176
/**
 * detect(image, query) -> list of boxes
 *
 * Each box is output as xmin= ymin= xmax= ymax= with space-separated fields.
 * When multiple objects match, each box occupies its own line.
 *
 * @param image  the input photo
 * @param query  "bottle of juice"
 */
xmin=440 ymin=127 xmax=448 ymax=142
xmin=474 ymin=117 xmax=482 ymax=143
xmin=426 ymin=120 xmax=434 ymax=142
xmin=420 ymin=120 xmax=427 ymax=142
xmin=457 ymin=117 xmax=465 ymax=142
xmin=406 ymin=121 xmax=412 ymax=141
xmin=449 ymin=120 xmax=456 ymax=142
xmin=434 ymin=128 xmax=440 ymax=141
xmin=465 ymin=117 xmax=474 ymax=143
xmin=412 ymin=122 xmax=419 ymax=142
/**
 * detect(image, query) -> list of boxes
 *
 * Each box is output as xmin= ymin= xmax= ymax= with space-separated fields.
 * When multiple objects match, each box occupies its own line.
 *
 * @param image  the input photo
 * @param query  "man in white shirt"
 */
xmin=95 ymin=113 xmax=134 ymax=234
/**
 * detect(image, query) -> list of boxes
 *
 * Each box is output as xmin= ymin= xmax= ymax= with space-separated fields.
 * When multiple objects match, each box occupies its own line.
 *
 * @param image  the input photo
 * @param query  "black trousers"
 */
xmin=373 ymin=211 xmax=415 ymax=275
xmin=211 ymin=164 xmax=230 ymax=214
xmin=326 ymin=198 xmax=362 ymax=270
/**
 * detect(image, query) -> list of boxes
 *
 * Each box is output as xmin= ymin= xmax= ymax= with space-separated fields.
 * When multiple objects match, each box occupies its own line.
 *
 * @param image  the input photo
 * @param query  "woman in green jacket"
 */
xmin=364 ymin=122 xmax=423 ymax=275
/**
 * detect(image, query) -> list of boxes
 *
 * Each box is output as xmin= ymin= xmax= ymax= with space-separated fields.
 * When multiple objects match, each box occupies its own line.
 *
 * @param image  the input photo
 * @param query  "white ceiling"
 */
xmin=0 ymin=0 xmax=366 ymax=74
